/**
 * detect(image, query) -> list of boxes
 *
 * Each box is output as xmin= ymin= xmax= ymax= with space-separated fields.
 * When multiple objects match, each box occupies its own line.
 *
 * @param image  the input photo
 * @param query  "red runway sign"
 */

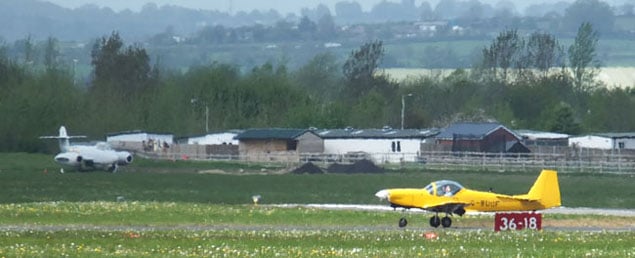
xmin=494 ymin=212 xmax=542 ymax=231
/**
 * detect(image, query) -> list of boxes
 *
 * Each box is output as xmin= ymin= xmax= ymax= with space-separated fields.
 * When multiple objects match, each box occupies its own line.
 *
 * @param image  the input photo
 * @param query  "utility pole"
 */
xmin=401 ymin=93 xmax=413 ymax=130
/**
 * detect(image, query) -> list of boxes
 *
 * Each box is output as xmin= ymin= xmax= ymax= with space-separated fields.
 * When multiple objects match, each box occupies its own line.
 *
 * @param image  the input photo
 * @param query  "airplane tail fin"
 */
xmin=525 ymin=169 xmax=561 ymax=209
xmin=39 ymin=126 xmax=86 ymax=152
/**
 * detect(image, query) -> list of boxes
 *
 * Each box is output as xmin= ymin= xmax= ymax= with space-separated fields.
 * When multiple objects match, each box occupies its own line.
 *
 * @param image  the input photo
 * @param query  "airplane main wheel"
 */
xmin=441 ymin=216 xmax=452 ymax=228
xmin=398 ymin=217 xmax=408 ymax=228
xmin=429 ymin=216 xmax=441 ymax=228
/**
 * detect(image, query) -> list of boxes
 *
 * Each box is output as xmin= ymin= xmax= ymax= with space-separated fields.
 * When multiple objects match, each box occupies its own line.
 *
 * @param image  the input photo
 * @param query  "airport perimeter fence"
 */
xmin=419 ymin=151 xmax=635 ymax=175
xmin=135 ymin=147 xmax=635 ymax=175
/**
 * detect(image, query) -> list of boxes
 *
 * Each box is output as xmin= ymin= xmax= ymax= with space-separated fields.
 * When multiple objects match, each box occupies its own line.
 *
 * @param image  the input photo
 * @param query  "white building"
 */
xmin=106 ymin=130 xmax=174 ymax=151
xmin=186 ymin=131 xmax=240 ymax=145
xmin=316 ymin=127 xmax=438 ymax=163
xmin=569 ymin=133 xmax=635 ymax=150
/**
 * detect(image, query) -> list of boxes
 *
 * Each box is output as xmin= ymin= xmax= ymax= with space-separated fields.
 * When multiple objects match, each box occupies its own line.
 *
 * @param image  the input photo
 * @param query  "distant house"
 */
xmin=234 ymin=128 xmax=324 ymax=162
xmin=106 ymin=130 xmax=174 ymax=152
xmin=516 ymin=130 xmax=569 ymax=153
xmin=436 ymin=122 xmax=530 ymax=153
xmin=569 ymin=133 xmax=635 ymax=150
xmin=316 ymin=127 xmax=439 ymax=163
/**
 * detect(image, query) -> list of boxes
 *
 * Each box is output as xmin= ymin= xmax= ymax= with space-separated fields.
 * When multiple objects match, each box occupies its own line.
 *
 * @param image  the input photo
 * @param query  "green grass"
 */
xmin=0 ymin=153 xmax=633 ymax=208
xmin=0 ymin=202 xmax=633 ymax=257
xmin=1 ymin=229 xmax=633 ymax=257
xmin=0 ymin=151 xmax=633 ymax=258
xmin=0 ymin=202 xmax=632 ymax=228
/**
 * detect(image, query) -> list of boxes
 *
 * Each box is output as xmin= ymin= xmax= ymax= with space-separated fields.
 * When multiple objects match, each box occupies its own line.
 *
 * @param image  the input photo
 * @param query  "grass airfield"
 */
xmin=0 ymin=153 xmax=633 ymax=257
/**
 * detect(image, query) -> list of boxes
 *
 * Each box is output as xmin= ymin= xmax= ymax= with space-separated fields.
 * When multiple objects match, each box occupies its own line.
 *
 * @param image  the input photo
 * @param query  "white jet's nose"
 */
xmin=375 ymin=189 xmax=390 ymax=200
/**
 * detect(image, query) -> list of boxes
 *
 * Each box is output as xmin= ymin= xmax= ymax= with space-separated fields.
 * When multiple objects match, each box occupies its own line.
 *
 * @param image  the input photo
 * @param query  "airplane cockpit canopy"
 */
xmin=95 ymin=142 xmax=113 ymax=151
xmin=424 ymin=180 xmax=464 ymax=197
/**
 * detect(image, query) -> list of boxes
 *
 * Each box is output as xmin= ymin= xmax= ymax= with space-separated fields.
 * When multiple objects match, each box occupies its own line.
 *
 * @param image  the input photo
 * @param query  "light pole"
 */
xmin=401 ymin=93 xmax=413 ymax=130
xmin=191 ymin=98 xmax=209 ymax=133
xmin=72 ymin=59 xmax=78 ymax=85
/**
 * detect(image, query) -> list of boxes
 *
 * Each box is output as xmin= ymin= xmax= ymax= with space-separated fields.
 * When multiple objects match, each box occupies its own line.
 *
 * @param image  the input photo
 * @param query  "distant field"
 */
xmin=383 ymin=67 xmax=635 ymax=88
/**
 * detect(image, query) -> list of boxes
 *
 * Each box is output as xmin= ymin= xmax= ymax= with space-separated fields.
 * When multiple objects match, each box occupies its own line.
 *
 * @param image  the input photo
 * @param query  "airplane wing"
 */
xmin=421 ymin=200 xmax=471 ymax=214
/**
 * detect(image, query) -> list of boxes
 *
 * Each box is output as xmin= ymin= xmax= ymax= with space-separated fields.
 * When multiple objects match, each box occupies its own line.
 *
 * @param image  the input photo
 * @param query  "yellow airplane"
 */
xmin=375 ymin=169 xmax=561 ymax=228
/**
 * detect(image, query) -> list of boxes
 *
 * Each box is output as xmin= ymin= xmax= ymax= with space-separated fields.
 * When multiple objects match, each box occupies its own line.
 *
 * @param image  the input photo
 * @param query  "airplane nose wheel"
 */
xmin=398 ymin=217 xmax=408 ymax=228
xmin=429 ymin=215 xmax=441 ymax=228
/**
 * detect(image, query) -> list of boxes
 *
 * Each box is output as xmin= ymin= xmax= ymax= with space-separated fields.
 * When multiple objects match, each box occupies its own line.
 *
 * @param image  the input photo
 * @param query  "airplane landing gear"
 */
xmin=429 ymin=215 xmax=452 ymax=228
xmin=398 ymin=217 xmax=408 ymax=228
xmin=108 ymin=163 xmax=118 ymax=173
xmin=430 ymin=215 xmax=441 ymax=228
xmin=441 ymin=216 xmax=452 ymax=228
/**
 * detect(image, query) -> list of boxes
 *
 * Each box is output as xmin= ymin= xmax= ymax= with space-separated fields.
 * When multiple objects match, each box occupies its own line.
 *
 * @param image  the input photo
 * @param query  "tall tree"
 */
xmin=481 ymin=29 xmax=522 ymax=81
xmin=342 ymin=40 xmax=385 ymax=98
xmin=526 ymin=32 xmax=564 ymax=78
xmin=43 ymin=37 xmax=60 ymax=71
xmin=91 ymin=31 xmax=152 ymax=95
xmin=568 ymin=22 xmax=600 ymax=91
xmin=544 ymin=102 xmax=581 ymax=134
xmin=293 ymin=53 xmax=341 ymax=101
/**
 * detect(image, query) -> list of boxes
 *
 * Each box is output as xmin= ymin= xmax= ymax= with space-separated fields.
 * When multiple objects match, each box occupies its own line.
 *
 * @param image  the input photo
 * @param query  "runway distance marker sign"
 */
xmin=494 ymin=212 xmax=542 ymax=231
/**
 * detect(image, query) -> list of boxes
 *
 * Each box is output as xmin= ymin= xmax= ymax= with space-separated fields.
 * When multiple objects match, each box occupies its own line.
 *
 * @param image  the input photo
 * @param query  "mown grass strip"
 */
xmin=0 ymin=202 xmax=632 ymax=229
xmin=0 ymin=229 xmax=633 ymax=257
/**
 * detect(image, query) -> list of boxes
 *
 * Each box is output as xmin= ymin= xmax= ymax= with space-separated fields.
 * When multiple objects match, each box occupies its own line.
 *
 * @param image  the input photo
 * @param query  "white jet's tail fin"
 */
xmin=40 ymin=126 xmax=86 ymax=152
xmin=59 ymin=126 xmax=68 ymax=138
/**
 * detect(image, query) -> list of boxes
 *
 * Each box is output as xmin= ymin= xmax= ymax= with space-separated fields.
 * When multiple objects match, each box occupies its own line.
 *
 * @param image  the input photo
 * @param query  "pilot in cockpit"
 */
xmin=443 ymin=185 xmax=453 ymax=196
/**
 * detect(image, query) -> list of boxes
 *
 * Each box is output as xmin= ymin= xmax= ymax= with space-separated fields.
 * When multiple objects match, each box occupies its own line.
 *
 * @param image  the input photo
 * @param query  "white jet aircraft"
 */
xmin=40 ymin=126 xmax=133 ymax=173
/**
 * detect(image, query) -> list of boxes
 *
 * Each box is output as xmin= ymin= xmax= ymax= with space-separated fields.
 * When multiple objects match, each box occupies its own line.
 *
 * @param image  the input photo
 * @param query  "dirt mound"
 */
xmin=291 ymin=162 xmax=324 ymax=174
xmin=351 ymin=159 xmax=384 ymax=173
xmin=325 ymin=163 xmax=350 ymax=173
xmin=327 ymin=159 xmax=384 ymax=174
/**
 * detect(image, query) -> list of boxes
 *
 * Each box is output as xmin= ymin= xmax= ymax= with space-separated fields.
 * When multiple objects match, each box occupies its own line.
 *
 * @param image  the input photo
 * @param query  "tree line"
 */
xmin=0 ymin=24 xmax=633 ymax=153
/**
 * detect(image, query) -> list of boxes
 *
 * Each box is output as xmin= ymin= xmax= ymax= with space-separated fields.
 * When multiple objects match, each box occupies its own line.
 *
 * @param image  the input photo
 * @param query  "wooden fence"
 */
xmin=419 ymin=151 xmax=635 ymax=174
xmin=132 ymin=145 xmax=635 ymax=174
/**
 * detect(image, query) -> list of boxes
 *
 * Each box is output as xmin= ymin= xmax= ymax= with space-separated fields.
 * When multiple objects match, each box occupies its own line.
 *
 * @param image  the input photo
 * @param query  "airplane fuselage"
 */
xmin=375 ymin=170 xmax=561 ymax=228
xmin=54 ymin=145 xmax=132 ymax=172
xmin=42 ymin=126 xmax=133 ymax=172
xmin=454 ymin=189 xmax=548 ymax=212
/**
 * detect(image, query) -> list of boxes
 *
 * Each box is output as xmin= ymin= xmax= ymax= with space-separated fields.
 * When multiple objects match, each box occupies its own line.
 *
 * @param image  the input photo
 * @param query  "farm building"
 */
xmin=315 ymin=127 xmax=439 ymax=163
xmin=516 ymin=130 xmax=569 ymax=153
xmin=569 ymin=133 xmax=635 ymax=150
xmin=234 ymin=128 xmax=324 ymax=162
xmin=106 ymin=130 xmax=174 ymax=152
xmin=436 ymin=122 xmax=529 ymax=153
xmin=185 ymin=130 xmax=241 ymax=145
xmin=171 ymin=130 xmax=242 ymax=160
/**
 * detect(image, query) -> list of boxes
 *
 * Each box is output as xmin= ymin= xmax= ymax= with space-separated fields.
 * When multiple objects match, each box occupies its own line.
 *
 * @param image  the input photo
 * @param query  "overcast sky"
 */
xmin=43 ymin=0 xmax=605 ymax=15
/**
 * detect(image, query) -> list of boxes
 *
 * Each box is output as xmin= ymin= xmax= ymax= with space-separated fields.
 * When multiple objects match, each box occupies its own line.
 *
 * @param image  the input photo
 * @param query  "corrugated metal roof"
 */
xmin=595 ymin=132 xmax=635 ymax=139
xmin=234 ymin=128 xmax=311 ymax=140
xmin=106 ymin=130 xmax=173 ymax=137
xmin=436 ymin=122 xmax=518 ymax=140
xmin=515 ymin=129 xmax=569 ymax=140
xmin=315 ymin=128 xmax=439 ymax=139
xmin=184 ymin=129 xmax=244 ymax=139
